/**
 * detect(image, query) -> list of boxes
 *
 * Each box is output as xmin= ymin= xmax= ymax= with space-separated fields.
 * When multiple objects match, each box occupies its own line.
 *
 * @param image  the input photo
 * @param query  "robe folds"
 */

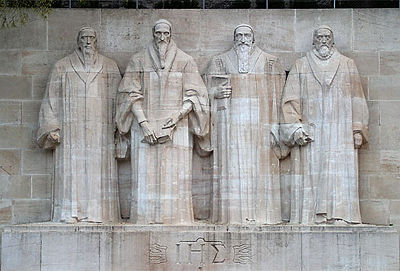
xmin=116 ymin=40 xmax=210 ymax=225
xmin=207 ymin=46 xmax=286 ymax=224
xmin=37 ymin=50 xmax=121 ymax=223
xmin=281 ymin=50 xmax=369 ymax=224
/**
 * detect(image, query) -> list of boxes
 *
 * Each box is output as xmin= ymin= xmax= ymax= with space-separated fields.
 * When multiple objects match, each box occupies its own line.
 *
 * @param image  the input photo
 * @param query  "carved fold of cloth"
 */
xmin=281 ymin=50 xmax=369 ymax=224
xmin=116 ymin=40 xmax=210 ymax=224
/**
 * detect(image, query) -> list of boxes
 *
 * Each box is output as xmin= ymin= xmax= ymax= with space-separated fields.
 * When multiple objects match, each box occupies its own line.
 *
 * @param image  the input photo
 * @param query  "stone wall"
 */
xmin=0 ymin=8 xmax=399 ymax=226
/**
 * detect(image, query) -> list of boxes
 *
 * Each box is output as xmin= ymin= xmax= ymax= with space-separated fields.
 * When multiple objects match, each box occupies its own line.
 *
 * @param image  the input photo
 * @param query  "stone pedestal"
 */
xmin=1 ymin=223 xmax=398 ymax=271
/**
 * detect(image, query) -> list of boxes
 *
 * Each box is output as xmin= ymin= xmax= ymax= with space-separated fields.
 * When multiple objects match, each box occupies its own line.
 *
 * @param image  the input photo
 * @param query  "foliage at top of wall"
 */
xmin=0 ymin=0 xmax=53 ymax=28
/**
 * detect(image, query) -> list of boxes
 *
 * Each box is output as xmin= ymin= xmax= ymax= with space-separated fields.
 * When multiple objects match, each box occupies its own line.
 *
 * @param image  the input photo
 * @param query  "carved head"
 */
xmin=77 ymin=27 xmax=97 ymax=55
xmin=233 ymin=24 xmax=255 ymax=47
xmin=153 ymin=19 xmax=172 ymax=46
xmin=312 ymin=25 xmax=335 ymax=59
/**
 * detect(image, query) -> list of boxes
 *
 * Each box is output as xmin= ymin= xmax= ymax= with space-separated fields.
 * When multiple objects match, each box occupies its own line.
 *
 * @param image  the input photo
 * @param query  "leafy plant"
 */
xmin=0 ymin=0 xmax=53 ymax=28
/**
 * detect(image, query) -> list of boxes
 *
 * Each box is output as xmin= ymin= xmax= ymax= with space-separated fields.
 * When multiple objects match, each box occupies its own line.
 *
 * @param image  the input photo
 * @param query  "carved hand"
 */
xmin=214 ymin=85 xmax=232 ymax=99
xmin=47 ymin=130 xmax=60 ymax=144
xmin=140 ymin=121 xmax=157 ymax=145
xmin=294 ymin=128 xmax=312 ymax=146
xmin=354 ymin=133 xmax=363 ymax=149
xmin=163 ymin=112 xmax=180 ymax=129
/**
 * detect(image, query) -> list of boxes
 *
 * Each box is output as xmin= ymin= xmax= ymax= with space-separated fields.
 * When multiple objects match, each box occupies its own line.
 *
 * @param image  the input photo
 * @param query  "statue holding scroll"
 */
xmin=206 ymin=24 xmax=286 ymax=224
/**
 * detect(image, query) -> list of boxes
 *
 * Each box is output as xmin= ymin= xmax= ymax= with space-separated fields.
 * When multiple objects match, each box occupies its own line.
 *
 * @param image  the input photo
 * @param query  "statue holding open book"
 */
xmin=115 ymin=19 xmax=210 ymax=225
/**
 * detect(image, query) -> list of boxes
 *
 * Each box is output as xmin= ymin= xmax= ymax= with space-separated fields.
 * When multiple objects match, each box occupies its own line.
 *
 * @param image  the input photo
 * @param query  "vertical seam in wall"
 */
xmin=351 ymin=9 xmax=354 ymax=51
xmin=46 ymin=16 xmax=48 ymax=51
xmin=294 ymin=9 xmax=297 ymax=53
xmin=378 ymin=51 xmax=381 ymax=75
xmin=39 ymin=233 xmax=42 ymax=270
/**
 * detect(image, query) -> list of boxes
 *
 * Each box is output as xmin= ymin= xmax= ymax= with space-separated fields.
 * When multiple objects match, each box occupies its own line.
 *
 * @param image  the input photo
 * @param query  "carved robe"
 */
xmin=116 ymin=41 xmax=209 ymax=224
xmin=281 ymin=50 xmax=369 ymax=224
xmin=37 ymin=50 xmax=121 ymax=223
xmin=207 ymin=46 xmax=285 ymax=224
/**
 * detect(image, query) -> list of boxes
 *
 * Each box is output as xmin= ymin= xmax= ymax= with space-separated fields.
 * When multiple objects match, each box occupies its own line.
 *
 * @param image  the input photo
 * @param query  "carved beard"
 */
xmin=314 ymin=44 xmax=333 ymax=60
xmin=81 ymin=47 xmax=95 ymax=66
xmin=156 ymin=40 xmax=169 ymax=69
xmin=234 ymin=42 xmax=252 ymax=73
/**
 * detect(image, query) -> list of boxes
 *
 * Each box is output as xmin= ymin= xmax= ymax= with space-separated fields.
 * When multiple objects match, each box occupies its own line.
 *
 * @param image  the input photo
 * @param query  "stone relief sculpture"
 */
xmin=116 ymin=19 xmax=210 ymax=225
xmin=281 ymin=25 xmax=369 ymax=225
xmin=206 ymin=24 xmax=286 ymax=224
xmin=37 ymin=27 xmax=121 ymax=223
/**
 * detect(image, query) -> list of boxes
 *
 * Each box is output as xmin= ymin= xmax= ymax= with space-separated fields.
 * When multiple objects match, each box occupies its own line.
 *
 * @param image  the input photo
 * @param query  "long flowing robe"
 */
xmin=206 ymin=46 xmax=285 ymax=224
xmin=116 ymin=40 xmax=209 ymax=225
xmin=281 ymin=50 xmax=369 ymax=224
xmin=37 ymin=50 xmax=121 ymax=223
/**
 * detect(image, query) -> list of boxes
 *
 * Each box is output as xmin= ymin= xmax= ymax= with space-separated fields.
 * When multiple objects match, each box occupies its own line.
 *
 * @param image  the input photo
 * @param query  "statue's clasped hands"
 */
xmin=140 ymin=121 xmax=157 ymax=145
xmin=293 ymin=128 xmax=313 ymax=146
xmin=47 ymin=130 xmax=61 ymax=144
xmin=354 ymin=133 xmax=363 ymax=149
xmin=214 ymin=85 xmax=232 ymax=99
xmin=163 ymin=111 xmax=181 ymax=129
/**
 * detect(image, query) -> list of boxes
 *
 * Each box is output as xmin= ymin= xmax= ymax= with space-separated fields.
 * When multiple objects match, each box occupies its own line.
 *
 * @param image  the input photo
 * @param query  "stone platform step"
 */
xmin=2 ymin=223 xmax=399 ymax=271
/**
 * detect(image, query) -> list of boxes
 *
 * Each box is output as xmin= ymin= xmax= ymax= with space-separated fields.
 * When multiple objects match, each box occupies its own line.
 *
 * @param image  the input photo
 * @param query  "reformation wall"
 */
xmin=1 ymin=8 xmax=400 ymax=226
xmin=1 ymin=8 xmax=400 ymax=270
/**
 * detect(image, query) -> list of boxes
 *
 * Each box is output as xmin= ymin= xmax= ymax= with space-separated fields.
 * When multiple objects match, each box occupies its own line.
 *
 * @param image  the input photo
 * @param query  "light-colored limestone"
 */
xmin=116 ymin=19 xmax=210 ymax=225
xmin=0 ymin=76 xmax=31 ymax=100
xmin=281 ymin=26 xmax=369 ymax=224
xmin=206 ymin=24 xmax=285 ymax=225
xmin=2 ymin=224 xmax=398 ymax=271
xmin=37 ymin=27 xmax=121 ymax=223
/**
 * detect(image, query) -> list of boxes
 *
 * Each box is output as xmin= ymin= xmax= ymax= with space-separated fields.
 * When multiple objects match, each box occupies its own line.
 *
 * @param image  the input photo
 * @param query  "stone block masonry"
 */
xmin=0 ymin=9 xmax=399 ymax=226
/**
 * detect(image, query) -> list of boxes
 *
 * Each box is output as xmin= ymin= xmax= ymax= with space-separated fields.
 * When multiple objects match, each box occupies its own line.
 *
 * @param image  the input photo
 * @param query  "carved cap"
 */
xmin=313 ymin=25 xmax=334 ymax=42
xmin=153 ymin=19 xmax=172 ymax=33
xmin=76 ymin=26 xmax=97 ymax=44
xmin=234 ymin=24 xmax=255 ymax=42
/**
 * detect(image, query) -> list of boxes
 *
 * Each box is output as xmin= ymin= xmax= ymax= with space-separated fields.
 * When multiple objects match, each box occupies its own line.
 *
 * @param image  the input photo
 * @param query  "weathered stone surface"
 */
xmin=32 ymin=75 xmax=47 ymax=100
xmin=22 ymin=101 xmax=41 ymax=125
xmin=21 ymin=51 xmax=68 ymax=76
xmin=1 ymin=232 xmax=41 ymax=271
xmin=380 ymin=51 xmax=400 ymax=75
xmin=2 ymin=225 xmax=398 ymax=271
xmin=0 ymin=200 xmax=12 ymax=224
xmin=38 ymin=27 xmax=120 ymax=223
xmin=0 ymin=125 xmax=34 ymax=149
xmin=41 ymin=232 xmax=101 ymax=271
xmin=0 ymin=76 xmax=31 ymax=100
xmin=0 ymin=150 xmax=21 ymax=176
xmin=295 ymin=10 xmax=352 ymax=52
xmin=360 ymin=231 xmax=399 ymax=270
xmin=353 ymin=9 xmax=400 ymax=51
xmin=342 ymin=51 xmax=379 ymax=76
xmin=249 ymin=10 xmax=295 ymax=52
xmin=0 ymin=176 xmax=31 ymax=199
xmin=369 ymin=75 xmax=400 ymax=100
xmin=22 ymin=150 xmax=52 ymax=175
xmin=48 ymin=9 xmax=101 ymax=50
xmin=0 ymin=14 xmax=46 ymax=50
xmin=302 ymin=232 xmax=360 ymax=270
xmin=31 ymin=175 xmax=51 ymax=199
xmin=360 ymin=200 xmax=390 ymax=225
xmin=0 ymin=101 xmax=21 ymax=125
xmin=12 ymin=199 xmax=51 ymax=224
xmin=199 ymin=10 xmax=250 ymax=53
xmin=0 ymin=51 xmax=21 ymax=75
xmin=370 ymin=175 xmax=400 ymax=200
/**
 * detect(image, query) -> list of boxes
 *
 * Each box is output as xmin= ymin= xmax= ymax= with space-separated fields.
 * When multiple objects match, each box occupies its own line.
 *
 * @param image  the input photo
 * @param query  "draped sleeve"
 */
xmin=183 ymin=57 xmax=211 ymax=155
xmin=37 ymin=61 xmax=63 ymax=149
xmin=348 ymin=59 xmax=369 ymax=143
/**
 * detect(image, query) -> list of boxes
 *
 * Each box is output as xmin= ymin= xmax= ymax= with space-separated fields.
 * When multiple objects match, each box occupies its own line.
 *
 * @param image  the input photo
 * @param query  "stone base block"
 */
xmin=1 ymin=224 xmax=398 ymax=271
